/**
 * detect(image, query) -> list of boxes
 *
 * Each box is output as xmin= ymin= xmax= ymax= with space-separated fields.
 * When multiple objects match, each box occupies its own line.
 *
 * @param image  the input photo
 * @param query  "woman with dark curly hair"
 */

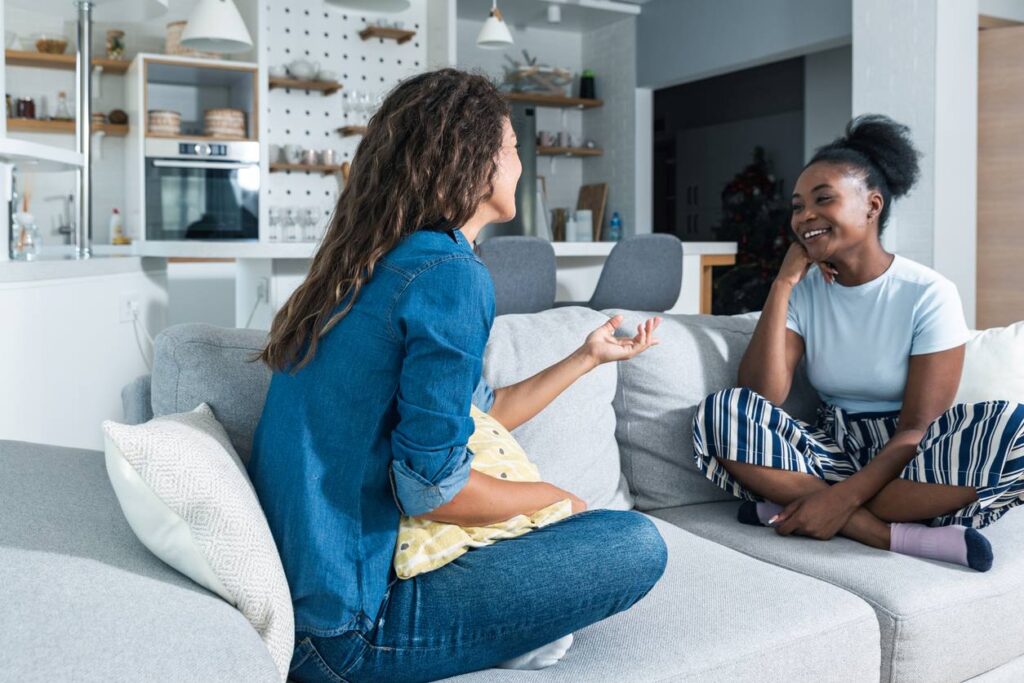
xmin=694 ymin=115 xmax=1024 ymax=572
xmin=248 ymin=69 xmax=666 ymax=682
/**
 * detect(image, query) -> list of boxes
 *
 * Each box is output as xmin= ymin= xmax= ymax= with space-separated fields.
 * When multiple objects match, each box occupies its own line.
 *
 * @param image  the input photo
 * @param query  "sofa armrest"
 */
xmin=121 ymin=375 xmax=154 ymax=425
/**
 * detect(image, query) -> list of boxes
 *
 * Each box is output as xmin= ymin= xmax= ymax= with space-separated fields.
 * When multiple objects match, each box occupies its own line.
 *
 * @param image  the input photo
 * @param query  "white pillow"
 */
xmin=955 ymin=322 xmax=1024 ymax=405
xmin=102 ymin=404 xmax=293 ymax=682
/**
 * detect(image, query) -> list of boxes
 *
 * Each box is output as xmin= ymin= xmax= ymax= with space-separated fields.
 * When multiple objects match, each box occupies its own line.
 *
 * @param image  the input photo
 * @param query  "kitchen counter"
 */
xmin=0 ymin=255 xmax=165 ymax=284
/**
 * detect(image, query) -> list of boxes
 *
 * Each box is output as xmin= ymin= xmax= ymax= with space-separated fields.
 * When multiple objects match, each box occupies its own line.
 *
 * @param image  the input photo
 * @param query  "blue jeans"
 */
xmin=288 ymin=509 xmax=668 ymax=683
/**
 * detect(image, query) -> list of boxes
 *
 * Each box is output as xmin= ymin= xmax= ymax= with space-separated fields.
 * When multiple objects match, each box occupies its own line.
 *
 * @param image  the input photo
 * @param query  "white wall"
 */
xmin=979 ymin=0 xmax=1024 ymax=21
xmin=0 ymin=262 xmax=168 ymax=449
xmin=852 ymin=0 xmax=977 ymax=325
xmin=804 ymin=46 xmax=852 ymax=161
xmin=581 ymin=17 xmax=637 ymax=237
xmin=636 ymin=0 xmax=852 ymax=88
xmin=456 ymin=18 xmax=584 ymax=213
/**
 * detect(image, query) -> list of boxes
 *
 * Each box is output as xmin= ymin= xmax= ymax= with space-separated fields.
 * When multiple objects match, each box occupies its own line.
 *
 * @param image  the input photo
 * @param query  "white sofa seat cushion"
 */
xmin=102 ymin=404 xmax=293 ymax=681
xmin=657 ymin=502 xmax=1024 ymax=683
xmin=442 ymin=516 xmax=880 ymax=682
xmin=484 ymin=308 xmax=633 ymax=511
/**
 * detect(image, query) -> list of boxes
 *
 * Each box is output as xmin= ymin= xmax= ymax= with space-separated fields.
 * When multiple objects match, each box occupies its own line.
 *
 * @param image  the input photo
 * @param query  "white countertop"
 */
xmin=0 ymin=255 xmax=165 ymax=284
xmin=90 ymin=239 xmax=737 ymax=260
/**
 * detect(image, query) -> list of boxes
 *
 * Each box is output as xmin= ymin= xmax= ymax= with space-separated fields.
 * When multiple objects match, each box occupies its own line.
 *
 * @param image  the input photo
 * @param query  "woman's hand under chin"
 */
xmin=777 ymin=242 xmax=840 ymax=287
xmin=580 ymin=314 xmax=661 ymax=366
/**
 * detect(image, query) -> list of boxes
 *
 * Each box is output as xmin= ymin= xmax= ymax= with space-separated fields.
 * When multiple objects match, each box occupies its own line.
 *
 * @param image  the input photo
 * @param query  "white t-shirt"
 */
xmin=785 ymin=255 xmax=970 ymax=413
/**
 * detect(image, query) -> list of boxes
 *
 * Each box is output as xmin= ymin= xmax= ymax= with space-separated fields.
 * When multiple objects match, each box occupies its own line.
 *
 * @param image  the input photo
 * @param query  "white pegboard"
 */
xmin=260 ymin=0 xmax=428 ymax=235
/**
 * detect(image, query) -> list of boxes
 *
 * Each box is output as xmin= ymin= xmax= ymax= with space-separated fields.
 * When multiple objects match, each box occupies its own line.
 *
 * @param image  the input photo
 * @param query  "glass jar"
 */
xmin=12 ymin=212 xmax=41 ymax=261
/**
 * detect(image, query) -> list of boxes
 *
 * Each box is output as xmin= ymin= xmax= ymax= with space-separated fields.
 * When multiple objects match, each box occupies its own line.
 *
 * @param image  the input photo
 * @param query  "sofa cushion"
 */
xmin=655 ymin=501 xmax=1024 ymax=683
xmin=151 ymin=323 xmax=269 ymax=464
xmin=0 ymin=440 xmax=279 ymax=682
xmin=103 ymin=404 xmax=293 ymax=681
xmin=443 ymin=515 xmax=880 ymax=682
xmin=483 ymin=308 xmax=633 ymax=510
xmin=606 ymin=311 xmax=820 ymax=511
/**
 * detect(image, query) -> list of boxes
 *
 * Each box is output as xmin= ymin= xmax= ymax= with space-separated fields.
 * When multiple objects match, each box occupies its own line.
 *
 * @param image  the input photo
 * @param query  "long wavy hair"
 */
xmin=258 ymin=69 xmax=510 ymax=372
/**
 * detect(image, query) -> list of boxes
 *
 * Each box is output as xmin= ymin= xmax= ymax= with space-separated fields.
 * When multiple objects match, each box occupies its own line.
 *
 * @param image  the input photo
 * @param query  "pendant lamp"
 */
xmin=180 ymin=0 xmax=254 ymax=54
xmin=477 ymin=0 xmax=514 ymax=49
xmin=323 ymin=0 xmax=411 ymax=11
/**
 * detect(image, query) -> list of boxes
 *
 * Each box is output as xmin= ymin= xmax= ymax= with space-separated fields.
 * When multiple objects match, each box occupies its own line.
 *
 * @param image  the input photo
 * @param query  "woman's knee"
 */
xmin=594 ymin=510 xmax=667 ymax=593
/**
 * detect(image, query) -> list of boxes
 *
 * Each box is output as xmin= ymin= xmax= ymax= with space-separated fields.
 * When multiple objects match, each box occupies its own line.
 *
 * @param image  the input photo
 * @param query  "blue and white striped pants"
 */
xmin=692 ymin=388 xmax=1024 ymax=528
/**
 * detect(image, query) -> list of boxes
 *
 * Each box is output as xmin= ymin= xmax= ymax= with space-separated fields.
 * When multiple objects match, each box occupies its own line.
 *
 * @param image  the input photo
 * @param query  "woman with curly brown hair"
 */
xmin=248 ymin=69 xmax=667 ymax=682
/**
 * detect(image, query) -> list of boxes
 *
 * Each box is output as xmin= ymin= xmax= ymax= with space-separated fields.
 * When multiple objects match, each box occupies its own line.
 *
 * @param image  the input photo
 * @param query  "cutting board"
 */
xmin=577 ymin=183 xmax=608 ymax=241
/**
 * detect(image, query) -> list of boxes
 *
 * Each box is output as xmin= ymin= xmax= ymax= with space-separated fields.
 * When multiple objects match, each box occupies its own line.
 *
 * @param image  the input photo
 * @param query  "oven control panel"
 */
xmin=177 ymin=143 xmax=230 ymax=157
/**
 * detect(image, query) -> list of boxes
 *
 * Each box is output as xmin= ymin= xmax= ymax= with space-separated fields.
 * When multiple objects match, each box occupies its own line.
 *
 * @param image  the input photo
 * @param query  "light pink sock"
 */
xmin=889 ymin=523 xmax=994 ymax=572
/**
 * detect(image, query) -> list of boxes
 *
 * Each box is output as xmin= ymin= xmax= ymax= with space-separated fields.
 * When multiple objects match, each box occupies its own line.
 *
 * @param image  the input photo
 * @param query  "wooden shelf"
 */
xmin=5 ymin=49 xmax=130 ymax=74
xmin=269 ymin=162 xmax=344 ymax=175
xmin=358 ymin=26 xmax=416 ymax=45
xmin=337 ymin=125 xmax=367 ymax=137
xmin=269 ymin=76 xmax=342 ymax=95
xmin=145 ymin=133 xmax=252 ymax=141
xmin=504 ymin=92 xmax=603 ymax=109
xmin=538 ymin=146 xmax=603 ymax=157
xmin=8 ymin=119 xmax=130 ymax=136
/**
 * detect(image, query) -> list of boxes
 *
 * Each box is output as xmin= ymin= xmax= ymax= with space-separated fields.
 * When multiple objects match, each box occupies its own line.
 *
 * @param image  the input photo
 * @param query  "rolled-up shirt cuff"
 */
xmin=390 ymin=446 xmax=473 ymax=516
xmin=472 ymin=378 xmax=495 ymax=413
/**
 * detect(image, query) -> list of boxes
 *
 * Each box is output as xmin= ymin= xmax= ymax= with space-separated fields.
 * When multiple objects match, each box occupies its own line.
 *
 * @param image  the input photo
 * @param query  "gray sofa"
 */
xmin=2 ymin=307 xmax=1023 ymax=682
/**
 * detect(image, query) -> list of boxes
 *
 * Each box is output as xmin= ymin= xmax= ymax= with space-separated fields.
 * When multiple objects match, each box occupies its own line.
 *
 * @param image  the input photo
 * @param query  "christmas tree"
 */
xmin=712 ymin=147 xmax=791 ymax=314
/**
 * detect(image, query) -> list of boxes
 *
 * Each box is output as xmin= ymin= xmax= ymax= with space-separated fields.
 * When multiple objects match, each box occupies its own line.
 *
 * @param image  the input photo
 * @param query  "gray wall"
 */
xmin=637 ymin=0 xmax=852 ymax=88
xmin=804 ymin=46 xmax=852 ymax=161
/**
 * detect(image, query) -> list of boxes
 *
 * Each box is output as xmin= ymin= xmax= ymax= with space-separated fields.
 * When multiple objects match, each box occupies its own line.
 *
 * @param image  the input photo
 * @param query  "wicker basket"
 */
xmin=165 ymin=21 xmax=220 ymax=59
xmin=204 ymin=108 xmax=246 ymax=139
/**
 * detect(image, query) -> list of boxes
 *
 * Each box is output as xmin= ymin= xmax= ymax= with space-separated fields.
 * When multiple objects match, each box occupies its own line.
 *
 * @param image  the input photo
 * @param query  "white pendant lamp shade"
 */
xmin=180 ymin=0 xmax=254 ymax=54
xmin=324 ymin=0 xmax=411 ymax=11
xmin=477 ymin=1 xmax=514 ymax=49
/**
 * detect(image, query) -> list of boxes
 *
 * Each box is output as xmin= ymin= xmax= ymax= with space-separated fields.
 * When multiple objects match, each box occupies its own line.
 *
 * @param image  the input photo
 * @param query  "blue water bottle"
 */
xmin=608 ymin=212 xmax=622 ymax=241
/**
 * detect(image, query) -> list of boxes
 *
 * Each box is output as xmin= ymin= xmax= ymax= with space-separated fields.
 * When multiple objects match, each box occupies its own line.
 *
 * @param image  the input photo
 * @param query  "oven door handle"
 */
xmin=151 ymin=160 xmax=258 ymax=170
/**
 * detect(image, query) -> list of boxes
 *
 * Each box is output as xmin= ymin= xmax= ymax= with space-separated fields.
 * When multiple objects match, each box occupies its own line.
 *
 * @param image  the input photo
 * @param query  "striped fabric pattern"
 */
xmin=693 ymin=388 xmax=1024 ymax=528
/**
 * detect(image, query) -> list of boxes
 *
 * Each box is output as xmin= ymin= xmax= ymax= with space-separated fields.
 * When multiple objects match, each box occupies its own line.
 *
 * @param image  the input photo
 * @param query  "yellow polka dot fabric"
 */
xmin=393 ymin=406 xmax=573 ymax=580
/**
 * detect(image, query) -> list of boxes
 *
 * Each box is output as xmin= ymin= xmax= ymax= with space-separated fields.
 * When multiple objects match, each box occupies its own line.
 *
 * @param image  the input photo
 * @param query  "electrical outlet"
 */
xmin=119 ymin=292 xmax=139 ymax=323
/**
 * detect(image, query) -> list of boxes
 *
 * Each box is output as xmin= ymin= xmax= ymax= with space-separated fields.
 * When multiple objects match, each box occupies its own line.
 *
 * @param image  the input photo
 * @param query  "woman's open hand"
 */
xmin=777 ymin=242 xmax=839 ymax=286
xmin=581 ymin=314 xmax=661 ymax=365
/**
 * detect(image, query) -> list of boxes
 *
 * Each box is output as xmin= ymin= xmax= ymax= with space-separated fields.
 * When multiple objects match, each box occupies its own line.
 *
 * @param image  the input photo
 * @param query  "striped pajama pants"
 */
xmin=692 ymin=388 xmax=1024 ymax=528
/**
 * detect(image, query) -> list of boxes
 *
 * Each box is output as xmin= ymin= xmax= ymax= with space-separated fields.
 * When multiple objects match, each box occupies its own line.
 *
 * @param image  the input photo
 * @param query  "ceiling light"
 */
xmin=180 ymin=0 xmax=253 ymax=54
xmin=477 ymin=0 xmax=514 ymax=49
xmin=547 ymin=4 xmax=562 ymax=23
xmin=323 ymin=0 xmax=411 ymax=11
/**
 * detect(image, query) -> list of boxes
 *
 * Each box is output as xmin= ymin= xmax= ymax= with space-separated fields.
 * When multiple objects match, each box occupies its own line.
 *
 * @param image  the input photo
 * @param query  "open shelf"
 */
xmin=358 ymin=26 xmax=416 ymax=45
xmin=5 ymin=49 xmax=130 ymax=74
xmin=8 ymin=119 xmax=130 ymax=136
xmin=268 ymin=76 xmax=342 ymax=96
xmin=337 ymin=125 xmax=367 ymax=137
xmin=269 ymin=162 xmax=344 ymax=176
xmin=538 ymin=146 xmax=603 ymax=157
xmin=504 ymin=92 xmax=603 ymax=109
xmin=145 ymin=132 xmax=253 ymax=141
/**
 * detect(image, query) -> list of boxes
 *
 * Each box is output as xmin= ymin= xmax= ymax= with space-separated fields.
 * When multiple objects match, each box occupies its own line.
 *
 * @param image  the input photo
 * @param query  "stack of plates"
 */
xmin=148 ymin=110 xmax=181 ymax=137
xmin=204 ymin=108 xmax=246 ymax=139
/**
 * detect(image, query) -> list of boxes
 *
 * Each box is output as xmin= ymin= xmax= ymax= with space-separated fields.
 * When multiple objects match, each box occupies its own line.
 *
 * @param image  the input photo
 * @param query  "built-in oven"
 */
xmin=144 ymin=139 xmax=259 ymax=241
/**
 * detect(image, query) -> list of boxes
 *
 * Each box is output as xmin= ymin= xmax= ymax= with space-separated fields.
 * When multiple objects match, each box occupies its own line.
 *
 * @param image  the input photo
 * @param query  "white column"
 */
xmin=852 ymin=0 xmax=978 ymax=326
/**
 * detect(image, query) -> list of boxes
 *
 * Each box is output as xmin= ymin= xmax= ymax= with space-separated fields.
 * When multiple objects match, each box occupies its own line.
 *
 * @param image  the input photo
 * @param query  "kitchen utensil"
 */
xmin=283 ymin=144 xmax=302 ymax=164
xmin=287 ymin=59 xmax=318 ymax=80
xmin=268 ymin=144 xmax=282 ymax=164
xmin=204 ymin=108 xmax=246 ymax=138
xmin=32 ymin=33 xmax=68 ymax=54
xmin=268 ymin=64 xmax=287 ymax=78
xmin=320 ymin=149 xmax=338 ymax=165
xmin=301 ymin=148 xmax=318 ymax=166
xmin=316 ymin=69 xmax=339 ymax=82
xmin=148 ymin=109 xmax=181 ymax=136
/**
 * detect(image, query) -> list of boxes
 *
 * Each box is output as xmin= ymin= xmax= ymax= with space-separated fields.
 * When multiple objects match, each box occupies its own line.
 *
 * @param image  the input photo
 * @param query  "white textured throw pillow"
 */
xmin=102 ymin=404 xmax=293 ymax=682
xmin=955 ymin=322 xmax=1024 ymax=405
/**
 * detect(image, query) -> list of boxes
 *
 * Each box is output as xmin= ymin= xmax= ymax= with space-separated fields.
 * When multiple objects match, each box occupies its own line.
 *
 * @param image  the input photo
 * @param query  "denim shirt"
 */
xmin=249 ymin=228 xmax=495 ymax=637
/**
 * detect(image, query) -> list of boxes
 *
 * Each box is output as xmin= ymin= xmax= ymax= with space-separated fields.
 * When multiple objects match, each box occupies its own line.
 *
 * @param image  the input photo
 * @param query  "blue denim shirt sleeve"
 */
xmin=389 ymin=256 xmax=496 ymax=516
xmin=472 ymin=376 xmax=495 ymax=413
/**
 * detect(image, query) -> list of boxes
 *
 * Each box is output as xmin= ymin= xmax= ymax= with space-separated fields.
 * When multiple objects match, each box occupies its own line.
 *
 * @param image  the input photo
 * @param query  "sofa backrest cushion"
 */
xmin=484 ymin=308 xmax=634 ymax=511
xmin=606 ymin=311 xmax=820 ymax=511
xmin=152 ymin=324 xmax=269 ymax=464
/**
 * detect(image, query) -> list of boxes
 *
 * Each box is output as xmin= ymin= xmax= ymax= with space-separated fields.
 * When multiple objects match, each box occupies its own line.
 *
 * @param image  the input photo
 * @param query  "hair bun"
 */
xmin=840 ymin=114 xmax=920 ymax=199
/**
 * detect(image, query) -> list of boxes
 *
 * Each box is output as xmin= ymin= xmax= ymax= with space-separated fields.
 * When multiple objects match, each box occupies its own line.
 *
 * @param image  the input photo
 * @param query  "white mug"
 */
xmin=287 ymin=59 xmax=318 ymax=80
